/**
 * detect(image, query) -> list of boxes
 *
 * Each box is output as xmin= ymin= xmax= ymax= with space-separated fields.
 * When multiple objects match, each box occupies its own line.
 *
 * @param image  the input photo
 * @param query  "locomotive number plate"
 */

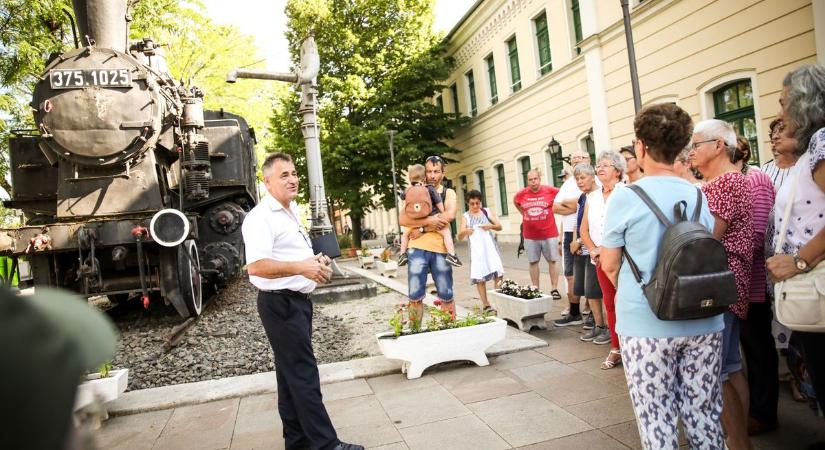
xmin=49 ymin=68 xmax=132 ymax=89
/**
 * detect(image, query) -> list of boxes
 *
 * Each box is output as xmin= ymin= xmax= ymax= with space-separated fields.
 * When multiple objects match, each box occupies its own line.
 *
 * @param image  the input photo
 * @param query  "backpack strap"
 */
xmin=626 ymin=185 xmax=671 ymax=227
xmin=691 ymin=187 xmax=703 ymax=222
xmin=622 ymin=248 xmax=646 ymax=287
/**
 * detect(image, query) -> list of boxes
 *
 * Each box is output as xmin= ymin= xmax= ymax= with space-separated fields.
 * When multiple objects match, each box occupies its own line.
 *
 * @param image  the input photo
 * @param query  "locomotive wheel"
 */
xmin=178 ymin=240 xmax=203 ymax=317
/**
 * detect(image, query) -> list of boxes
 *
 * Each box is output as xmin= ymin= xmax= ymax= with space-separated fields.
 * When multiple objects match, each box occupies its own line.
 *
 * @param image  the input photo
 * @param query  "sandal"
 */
xmin=550 ymin=289 xmax=562 ymax=300
xmin=601 ymin=349 xmax=622 ymax=370
xmin=483 ymin=306 xmax=497 ymax=315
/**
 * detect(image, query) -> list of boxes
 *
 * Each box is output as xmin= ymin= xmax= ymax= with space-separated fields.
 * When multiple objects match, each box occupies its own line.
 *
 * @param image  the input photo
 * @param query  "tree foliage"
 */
xmin=271 ymin=0 xmax=467 ymax=246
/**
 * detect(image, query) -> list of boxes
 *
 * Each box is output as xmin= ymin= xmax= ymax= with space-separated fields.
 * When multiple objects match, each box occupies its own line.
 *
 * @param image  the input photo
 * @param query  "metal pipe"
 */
xmin=226 ymin=69 xmax=298 ymax=84
xmin=387 ymin=130 xmax=401 ymax=236
xmin=71 ymin=0 xmax=128 ymax=52
xmin=620 ymin=0 xmax=642 ymax=113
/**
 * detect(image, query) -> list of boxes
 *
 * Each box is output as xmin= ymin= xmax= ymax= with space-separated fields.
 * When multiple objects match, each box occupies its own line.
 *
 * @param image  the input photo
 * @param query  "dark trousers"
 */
xmin=740 ymin=301 xmax=779 ymax=423
xmin=797 ymin=330 xmax=825 ymax=414
xmin=257 ymin=290 xmax=338 ymax=450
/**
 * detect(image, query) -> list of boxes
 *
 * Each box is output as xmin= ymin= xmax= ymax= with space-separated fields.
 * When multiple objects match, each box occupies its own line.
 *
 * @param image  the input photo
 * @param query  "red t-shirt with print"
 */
xmin=514 ymin=185 xmax=560 ymax=239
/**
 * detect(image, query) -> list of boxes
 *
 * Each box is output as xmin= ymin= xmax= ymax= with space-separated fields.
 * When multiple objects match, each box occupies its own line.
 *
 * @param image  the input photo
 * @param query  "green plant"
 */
xmin=383 ymin=303 xmax=493 ymax=338
xmin=360 ymin=246 xmax=371 ymax=257
xmin=337 ymin=233 xmax=352 ymax=249
xmin=380 ymin=247 xmax=392 ymax=263
xmin=98 ymin=362 xmax=113 ymax=378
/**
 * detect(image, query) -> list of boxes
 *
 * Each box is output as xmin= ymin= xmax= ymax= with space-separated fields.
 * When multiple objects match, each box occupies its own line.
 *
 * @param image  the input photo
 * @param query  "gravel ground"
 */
xmin=105 ymin=276 xmax=403 ymax=391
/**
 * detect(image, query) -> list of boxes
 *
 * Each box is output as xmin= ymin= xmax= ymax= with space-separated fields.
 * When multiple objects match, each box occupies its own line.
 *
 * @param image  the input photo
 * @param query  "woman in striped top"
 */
xmin=735 ymin=136 xmax=780 ymax=434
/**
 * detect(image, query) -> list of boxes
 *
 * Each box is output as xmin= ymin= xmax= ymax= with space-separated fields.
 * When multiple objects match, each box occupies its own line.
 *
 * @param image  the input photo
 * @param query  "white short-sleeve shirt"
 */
xmin=556 ymin=177 xmax=581 ymax=232
xmin=241 ymin=193 xmax=315 ymax=293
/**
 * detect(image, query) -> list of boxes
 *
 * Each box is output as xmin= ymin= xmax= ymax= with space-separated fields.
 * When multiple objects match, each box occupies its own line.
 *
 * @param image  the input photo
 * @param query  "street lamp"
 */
xmin=620 ymin=0 xmax=642 ymax=113
xmin=387 ymin=130 xmax=401 ymax=237
xmin=548 ymin=137 xmax=567 ymax=164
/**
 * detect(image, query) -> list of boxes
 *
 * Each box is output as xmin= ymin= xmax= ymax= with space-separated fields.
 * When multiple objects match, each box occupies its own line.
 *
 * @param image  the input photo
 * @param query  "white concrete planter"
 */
xmin=488 ymin=290 xmax=551 ymax=331
xmin=375 ymin=260 xmax=398 ymax=278
xmin=359 ymin=255 xmax=375 ymax=268
xmin=376 ymin=317 xmax=507 ymax=379
xmin=74 ymin=369 xmax=129 ymax=411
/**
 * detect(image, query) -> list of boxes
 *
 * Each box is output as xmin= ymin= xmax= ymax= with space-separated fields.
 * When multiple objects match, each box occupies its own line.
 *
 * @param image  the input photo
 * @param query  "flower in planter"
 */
xmin=384 ymin=303 xmax=494 ymax=338
xmin=498 ymin=279 xmax=544 ymax=299
xmin=360 ymin=246 xmax=371 ymax=257
xmin=380 ymin=247 xmax=392 ymax=263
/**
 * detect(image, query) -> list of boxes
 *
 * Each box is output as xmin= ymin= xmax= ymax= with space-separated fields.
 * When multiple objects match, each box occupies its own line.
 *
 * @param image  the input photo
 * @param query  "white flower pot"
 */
xmin=375 ymin=260 xmax=398 ymax=277
xmin=376 ymin=317 xmax=507 ymax=379
xmin=358 ymin=255 xmax=375 ymax=268
xmin=74 ymin=369 xmax=129 ymax=411
xmin=488 ymin=290 xmax=551 ymax=331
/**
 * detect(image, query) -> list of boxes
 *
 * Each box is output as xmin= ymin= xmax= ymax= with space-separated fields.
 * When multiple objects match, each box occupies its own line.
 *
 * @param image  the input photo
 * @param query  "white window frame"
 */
xmin=697 ymin=71 xmax=764 ymax=161
xmin=531 ymin=9 xmax=552 ymax=78
xmin=513 ymin=153 xmax=532 ymax=189
xmin=465 ymin=68 xmax=478 ymax=117
xmin=474 ymin=168 xmax=488 ymax=206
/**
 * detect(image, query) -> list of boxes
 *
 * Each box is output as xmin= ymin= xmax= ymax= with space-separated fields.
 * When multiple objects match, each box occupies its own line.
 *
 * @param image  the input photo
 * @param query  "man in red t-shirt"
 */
xmin=513 ymin=168 xmax=561 ymax=298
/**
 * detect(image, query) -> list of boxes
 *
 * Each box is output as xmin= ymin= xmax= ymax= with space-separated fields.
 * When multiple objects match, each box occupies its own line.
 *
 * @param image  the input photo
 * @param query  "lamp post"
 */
xmin=620 ymin=0 xmax=642 ymax=113
xmin=387 ymin=129 xmax=401 ymax=236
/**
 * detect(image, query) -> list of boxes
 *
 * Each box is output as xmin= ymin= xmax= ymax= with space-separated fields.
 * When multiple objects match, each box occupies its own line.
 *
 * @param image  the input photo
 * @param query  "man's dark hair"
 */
xmin=633 ymin=103 xmax=693 ymax=165
xmin=425 ymin=155 xmax=446 ymax=171
xmin=262 ymin=152 xmax=293 ymax=176
xmin=466 ymin=189 xmax=483 ymax=201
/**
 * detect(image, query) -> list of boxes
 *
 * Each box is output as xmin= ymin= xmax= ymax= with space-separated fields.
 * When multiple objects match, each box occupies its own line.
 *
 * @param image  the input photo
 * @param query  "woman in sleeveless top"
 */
xmin=458 ymin=190 xmax=504 ymax=313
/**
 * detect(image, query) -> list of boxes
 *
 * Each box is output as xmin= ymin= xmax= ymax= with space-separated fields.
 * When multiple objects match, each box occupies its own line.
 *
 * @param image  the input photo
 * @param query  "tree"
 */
xmin=271 ymin=0 xmax=468 ymax=247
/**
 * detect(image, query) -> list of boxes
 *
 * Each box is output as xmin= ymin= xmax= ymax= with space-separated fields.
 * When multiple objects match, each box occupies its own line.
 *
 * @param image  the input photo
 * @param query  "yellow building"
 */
xmin=364 ymin=0 xmax=824 ymax=242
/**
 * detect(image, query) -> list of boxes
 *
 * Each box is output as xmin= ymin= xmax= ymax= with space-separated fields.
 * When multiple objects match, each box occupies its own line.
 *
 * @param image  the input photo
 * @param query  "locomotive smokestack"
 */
xmin=72 ymin=0 xmax=129 ymax=52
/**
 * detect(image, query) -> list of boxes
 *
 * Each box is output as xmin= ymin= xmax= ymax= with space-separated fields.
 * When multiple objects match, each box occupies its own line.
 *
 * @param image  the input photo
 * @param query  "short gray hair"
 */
xmin=573 ymin=163 xmax=595 ymax=177
xmin=783 ymin=64 xmax=825 ymax=152
xmin=262 ymin=152 xmax=293 ymax=178
xmin=597 ymin=151 xmax=626 ymax=178
xmin=694 ymin=119 xmax=737 ymax=159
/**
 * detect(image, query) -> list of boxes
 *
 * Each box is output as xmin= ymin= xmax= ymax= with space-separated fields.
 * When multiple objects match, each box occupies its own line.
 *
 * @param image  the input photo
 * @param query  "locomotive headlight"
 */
xmin=149 ymin=209 xmax=191 ymax=247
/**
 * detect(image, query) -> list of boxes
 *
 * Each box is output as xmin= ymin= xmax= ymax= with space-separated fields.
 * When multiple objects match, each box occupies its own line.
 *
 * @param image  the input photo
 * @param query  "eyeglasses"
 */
xmin=426 ymin=155 xmax=444 ymax=164
xmin=691 ymin=139 xmax=718 ymax=150
xmin=595 ymin=163 xmax=615 ymax=169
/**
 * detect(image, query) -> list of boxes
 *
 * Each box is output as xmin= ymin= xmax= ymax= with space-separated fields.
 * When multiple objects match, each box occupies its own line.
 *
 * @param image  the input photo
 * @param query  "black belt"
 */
xmin=260 ymin=289 xmax=311 ymax=301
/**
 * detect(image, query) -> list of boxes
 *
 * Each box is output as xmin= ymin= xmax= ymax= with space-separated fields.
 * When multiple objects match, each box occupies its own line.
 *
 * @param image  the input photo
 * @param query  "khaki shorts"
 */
xmin=525 ymin=238 xmax=560 ymax=263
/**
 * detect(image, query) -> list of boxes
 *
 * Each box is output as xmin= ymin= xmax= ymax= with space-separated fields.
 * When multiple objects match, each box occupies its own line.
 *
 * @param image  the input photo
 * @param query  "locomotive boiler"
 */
xmin=0 ymin=0 xmax=259 ymax=318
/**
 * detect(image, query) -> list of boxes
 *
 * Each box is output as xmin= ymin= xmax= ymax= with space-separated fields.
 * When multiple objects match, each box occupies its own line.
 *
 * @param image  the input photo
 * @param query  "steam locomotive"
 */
xmin=0 ymin=0 xmax=259 ymax=318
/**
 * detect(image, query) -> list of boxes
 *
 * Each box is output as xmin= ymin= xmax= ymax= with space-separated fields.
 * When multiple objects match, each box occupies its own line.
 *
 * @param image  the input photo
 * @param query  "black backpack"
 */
xmin=623 ymin=185 xmax=737 ymax=320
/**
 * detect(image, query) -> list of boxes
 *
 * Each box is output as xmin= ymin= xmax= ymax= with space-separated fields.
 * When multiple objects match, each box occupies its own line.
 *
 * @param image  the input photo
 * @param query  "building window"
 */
xmin=713 ymin=80 xmax=759 ymax=165
xmin=476 ymin=170 xmax=487 ymax=207
xmin=486 ymin=55 xmax=498 ymax=105
xmin=450 ymin=82 xmax=459 ymax=114
xmin=545 ymin=148 xmax=564 ymax=188
xmin=519 ymin=156 xmax=531 ymax=187
xmin=571 ymin=0 xmax=583 ymax=54
xmin=506 ymin=37 xmax=522 ymax=92
xmin=581 ymin=133 xmax=596 ymax=162
xmin=534 ymin=11 xmax=552 ymax=75
xmin=466 ymin=70 xmax=478 ymax=117
xmin=436 ymin=95 xmax=444 ymax=113
xmin=495 ymin=164 xmax=508 ymax=216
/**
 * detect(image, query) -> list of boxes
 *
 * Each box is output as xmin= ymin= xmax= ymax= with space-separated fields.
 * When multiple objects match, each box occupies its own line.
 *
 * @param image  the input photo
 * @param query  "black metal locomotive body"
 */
xmin=0 ymin=0 xmax=258 ymax=317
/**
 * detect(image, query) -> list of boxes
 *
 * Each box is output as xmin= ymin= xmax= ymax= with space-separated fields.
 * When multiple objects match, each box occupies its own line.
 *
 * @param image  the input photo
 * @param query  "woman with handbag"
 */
xmin=767 ymin=64 xmax=825 ymax=417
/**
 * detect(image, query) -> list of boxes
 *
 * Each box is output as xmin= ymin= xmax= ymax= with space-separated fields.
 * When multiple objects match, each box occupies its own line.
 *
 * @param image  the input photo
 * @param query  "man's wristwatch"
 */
xmin=793 ymin=252 xmax=810 ymax=272
xmin=418 ymin=226 xmax=425 ymax=233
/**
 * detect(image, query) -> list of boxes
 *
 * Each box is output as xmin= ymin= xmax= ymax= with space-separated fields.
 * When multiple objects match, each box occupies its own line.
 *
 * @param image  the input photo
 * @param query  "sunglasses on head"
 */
xmin=426 ymin=155 xmax=443 ymax=164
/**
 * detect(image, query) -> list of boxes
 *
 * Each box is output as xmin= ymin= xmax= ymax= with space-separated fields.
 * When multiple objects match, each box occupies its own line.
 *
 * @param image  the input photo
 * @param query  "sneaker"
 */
xmin=554 ymin=314 xmax=583 ymax=327
xmin=445 ymin=253 xmax=463 ymax=267
xmin=397 ymin=252 xmax=408 ymax=266
xmin=582 ymin=314 xmax=595 ymax=330
xmin=593 ymin=326 xmax=612 ymax=345
xmin=580 ymin=327 xmax=598 ymax=342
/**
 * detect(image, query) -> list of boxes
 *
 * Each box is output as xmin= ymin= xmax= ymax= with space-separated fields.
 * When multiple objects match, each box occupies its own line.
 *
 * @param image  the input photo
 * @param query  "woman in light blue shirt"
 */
xmin=600 ymin=104 xmax=724 ymax=450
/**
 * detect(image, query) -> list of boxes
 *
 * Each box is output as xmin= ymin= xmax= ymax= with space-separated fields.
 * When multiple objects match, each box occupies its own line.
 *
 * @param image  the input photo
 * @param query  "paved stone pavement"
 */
xmin=96 ymin=242 xmax=825 ymax=449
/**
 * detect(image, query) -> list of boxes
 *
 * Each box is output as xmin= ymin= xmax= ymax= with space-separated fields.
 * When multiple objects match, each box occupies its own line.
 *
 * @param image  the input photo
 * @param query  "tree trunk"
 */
xmin=351 ymin=214 xmax=363 ymax=249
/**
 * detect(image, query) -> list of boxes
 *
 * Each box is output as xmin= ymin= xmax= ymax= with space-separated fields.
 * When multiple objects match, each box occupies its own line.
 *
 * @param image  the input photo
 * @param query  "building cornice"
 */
xmin=448 ymin=0 xmax=535 ymax=67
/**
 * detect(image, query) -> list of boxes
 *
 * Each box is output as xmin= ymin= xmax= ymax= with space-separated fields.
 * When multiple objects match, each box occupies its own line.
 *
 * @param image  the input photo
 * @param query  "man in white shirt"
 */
xmin=552 ymin=150 xmax=591 ymax=323
xmin=242 ymin=152 xmax=363 ymax=450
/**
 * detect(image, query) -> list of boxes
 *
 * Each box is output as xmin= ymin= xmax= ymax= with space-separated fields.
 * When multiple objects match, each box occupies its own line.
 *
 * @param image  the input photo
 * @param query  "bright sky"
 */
xmin=200 ymin=0 xmax=475 ymax=72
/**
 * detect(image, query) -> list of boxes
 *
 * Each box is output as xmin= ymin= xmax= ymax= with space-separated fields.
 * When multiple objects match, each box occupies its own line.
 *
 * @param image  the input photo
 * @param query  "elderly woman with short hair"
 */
xmin=690 ymin=119 xmax=754 ymax=450
xmin=580 ymin=151 xmax=625 ymax=368
xmin=767 ymin=64 xmax=825 ymax=418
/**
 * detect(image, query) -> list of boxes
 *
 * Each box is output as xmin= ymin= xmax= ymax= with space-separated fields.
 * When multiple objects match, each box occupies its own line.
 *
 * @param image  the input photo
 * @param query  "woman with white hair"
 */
xmin=767 ymin=64 xmax=825 ymax=419
xmin=580 ymin=151 xmax=625 ymax=369
xmin=690 ymin=119 xmax=754 ymax=450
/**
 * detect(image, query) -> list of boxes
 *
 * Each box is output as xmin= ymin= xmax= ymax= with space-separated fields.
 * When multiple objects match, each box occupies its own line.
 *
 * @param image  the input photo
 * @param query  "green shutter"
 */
xmin=450 ymin=83 xmax=459 ymax=114
xmin=507 ymin=38 xmax=521 ymax=92
xmin=713 ymin=80 xmax=759 ymax=165
xmin=572 ymin=0 xmax=583 ymax=45
xmin=520 ymin=157 xmax=531 ymax=187
xmin=477 ymin=170 xmax=487 ymax=207
xmin=486 ymin=56 xmax=498 ymax=105
xmin=496 ymin=165 xmax=508 ymax=216
xmin=467 ymin=70 xmax=477 ymax=117
xmin=535 ymin=12 xmax=552 ymax=75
